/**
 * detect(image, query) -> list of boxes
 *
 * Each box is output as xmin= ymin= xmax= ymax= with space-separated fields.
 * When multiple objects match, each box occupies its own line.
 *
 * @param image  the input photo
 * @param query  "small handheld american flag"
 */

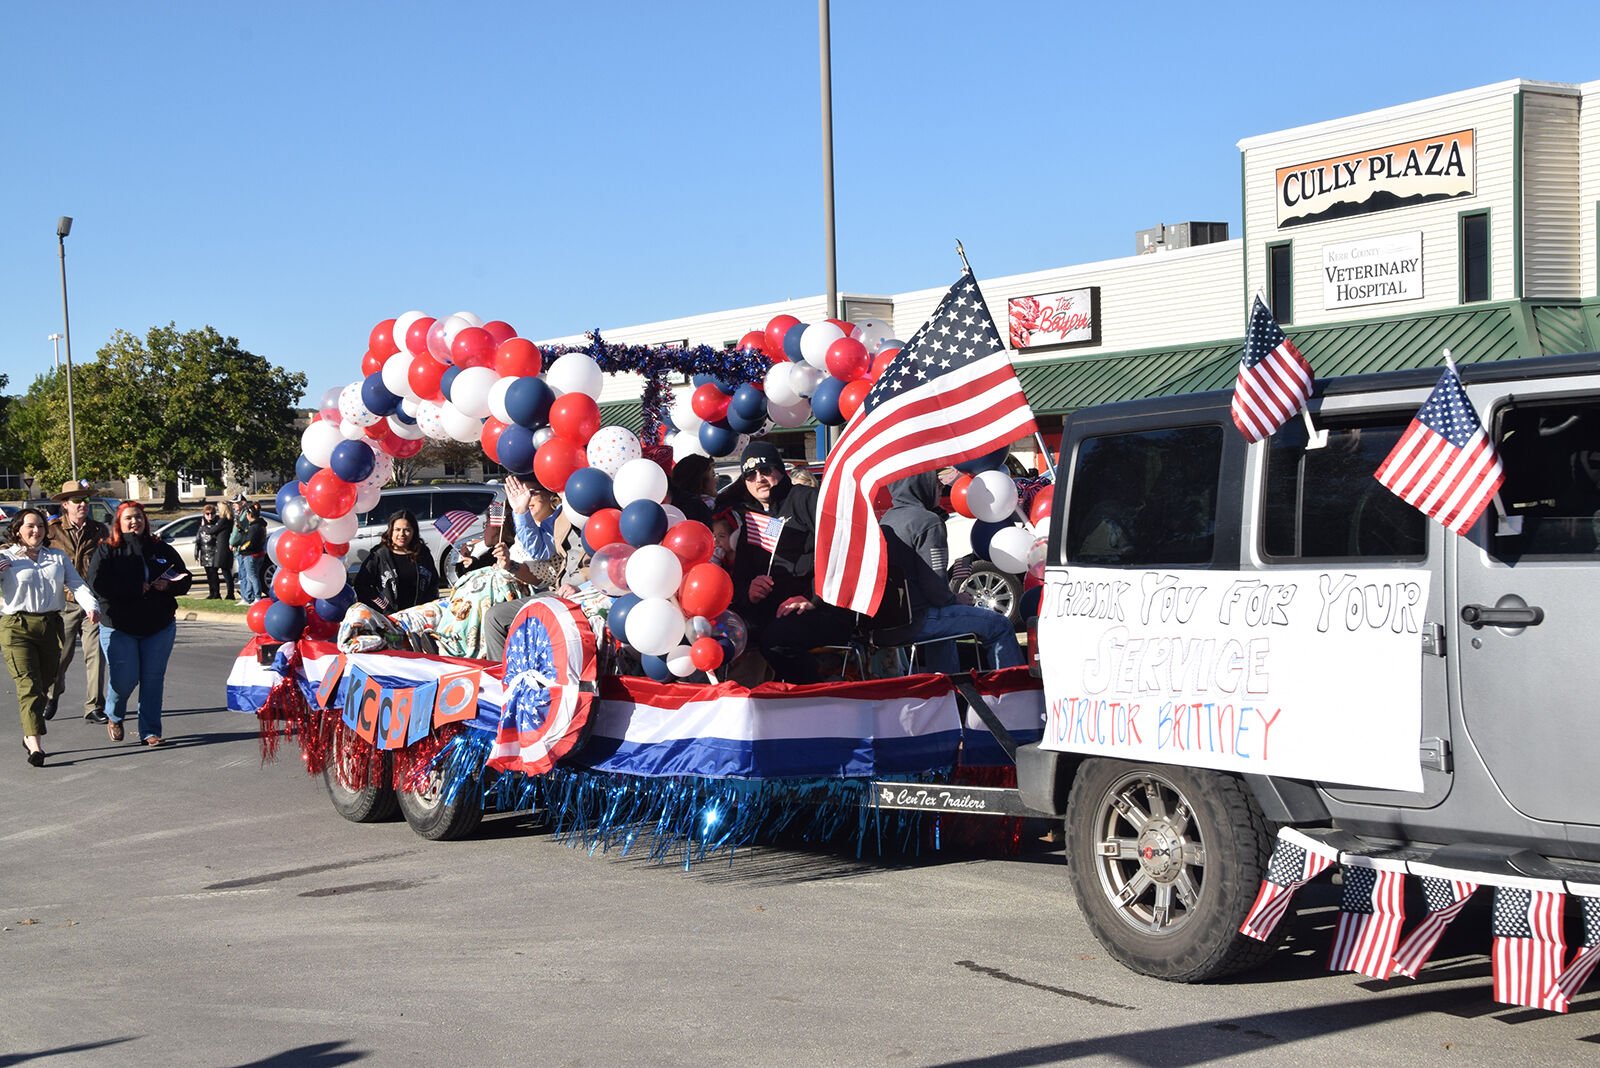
xmin=434 ymin=510 xmax=478 ymax=545
xmin=1374 ymin=358 xmax=1504 ymax=535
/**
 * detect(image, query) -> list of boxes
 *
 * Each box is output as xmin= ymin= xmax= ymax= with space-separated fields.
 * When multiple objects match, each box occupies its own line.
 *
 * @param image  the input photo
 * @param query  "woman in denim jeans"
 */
xmin=87 ymin=503 xmax=192 ymax=745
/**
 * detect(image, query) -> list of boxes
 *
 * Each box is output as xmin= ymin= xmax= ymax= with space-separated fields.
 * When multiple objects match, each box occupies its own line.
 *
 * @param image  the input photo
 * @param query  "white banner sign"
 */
xmin=1323 ymin=231 xmax=1423 ymax=309
xmin=1037 ymin=566 xmax=1428 ymax=791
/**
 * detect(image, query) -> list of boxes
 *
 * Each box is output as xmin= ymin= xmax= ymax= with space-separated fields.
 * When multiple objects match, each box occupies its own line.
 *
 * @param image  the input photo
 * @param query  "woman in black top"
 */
xmin=354 ymin=510 xmax=439 ymax=612
xmin=195 ymin=501 xmax=234 ymax=600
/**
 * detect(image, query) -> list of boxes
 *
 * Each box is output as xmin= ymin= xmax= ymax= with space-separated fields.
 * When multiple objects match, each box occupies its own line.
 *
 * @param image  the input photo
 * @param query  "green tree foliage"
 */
xmin=73 ymin=324 xmax=307 ymax=509
xmin=3 ymin=370 xmax=77 ymax=488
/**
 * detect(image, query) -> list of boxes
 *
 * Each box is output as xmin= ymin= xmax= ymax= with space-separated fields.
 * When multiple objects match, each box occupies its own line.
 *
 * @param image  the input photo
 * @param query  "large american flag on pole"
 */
xmin=1491 ymin=882 xmax=1567 ymax=1011
xmin=815 ymin=268 xmax=1037 ymax=615
xmin=1374 ymin=361 xmax=1505 ymax=535
xmin=1239 ymin=828 xmax=1338 ymax=941
xmin=1546 ymin=887 xmax=1600 ymax=1012
xmin=1391 ymin=868 xmax=1479 ymax=978
xmin=1327 ymin=856 xmax=1407 ymax=979
xmin=1231 ymin=296 xmax=1313 ymax=443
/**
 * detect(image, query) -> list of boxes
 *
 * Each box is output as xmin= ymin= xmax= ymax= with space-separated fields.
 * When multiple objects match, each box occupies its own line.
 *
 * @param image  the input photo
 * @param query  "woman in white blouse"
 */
xmin=1 ymin=507 xmax=98 ymax=766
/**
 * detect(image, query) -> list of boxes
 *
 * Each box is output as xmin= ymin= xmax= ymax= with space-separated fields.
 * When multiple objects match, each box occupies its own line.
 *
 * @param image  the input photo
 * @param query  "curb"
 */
xmin=181 ymin=611 xmax=252 ymax=626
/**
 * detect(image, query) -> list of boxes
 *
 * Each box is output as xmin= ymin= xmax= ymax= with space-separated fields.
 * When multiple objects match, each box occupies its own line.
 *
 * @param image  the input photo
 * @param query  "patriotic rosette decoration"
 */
xmin=490 ymin=597 xmax=597 ymax=776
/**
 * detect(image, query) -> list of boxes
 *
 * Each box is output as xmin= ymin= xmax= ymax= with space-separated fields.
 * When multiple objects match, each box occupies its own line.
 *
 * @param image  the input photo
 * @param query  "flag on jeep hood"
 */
xmin=1231 ymin=296 xmax=1314 ymax=443
xmin=1374 ymin=362 xmax=1504 ymax=535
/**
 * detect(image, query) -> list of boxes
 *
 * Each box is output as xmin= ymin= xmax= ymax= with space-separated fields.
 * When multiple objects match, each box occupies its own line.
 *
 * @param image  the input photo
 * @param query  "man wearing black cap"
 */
xmin=44 ymin=479 xmax=108 ymax=723
xmin=723 ymin=441 xmax=855 ymax=683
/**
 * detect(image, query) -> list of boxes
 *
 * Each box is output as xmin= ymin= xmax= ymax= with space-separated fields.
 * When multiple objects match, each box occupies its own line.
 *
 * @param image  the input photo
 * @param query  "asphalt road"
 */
xmin=2 ymin=621 xmax=1597 ymax=1066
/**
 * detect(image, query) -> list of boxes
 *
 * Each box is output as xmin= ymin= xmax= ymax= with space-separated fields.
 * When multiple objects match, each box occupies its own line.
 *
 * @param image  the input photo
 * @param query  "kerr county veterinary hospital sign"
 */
xmin=1323 ymin=231 xmax=1423 ymax=309
xmin=1037 ymin=567 xmax=1428 ymax=791
xmin=1276 ymin=129 xmax=1474 ymax=228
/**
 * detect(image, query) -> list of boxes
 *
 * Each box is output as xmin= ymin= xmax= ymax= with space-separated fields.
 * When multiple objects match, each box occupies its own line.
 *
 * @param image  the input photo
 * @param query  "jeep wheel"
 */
xmin=1065 ymin=759 xmax=1278 ymax=982
xmin=954 ymin=562 xmax=1022 ymax=625
xmin=396 ymin=765 xmax=483 ymax=841
xmin=439 ymin=545 xmax=463 ymax=588
xmin=323 ymin=747 xmax=398 ymax=824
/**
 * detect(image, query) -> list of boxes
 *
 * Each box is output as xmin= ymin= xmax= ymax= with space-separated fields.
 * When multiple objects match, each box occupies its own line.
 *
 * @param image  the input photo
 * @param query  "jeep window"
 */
xmin=1064 ymin=426 xmax=1222 ymax=566
xmin=432 ymin=489 xmax=496 ymax=519
xmin=1490 ymin=400 xmax=1600 ymax=558
xmin=1262 ymin=416 xmax=1426 ymax=560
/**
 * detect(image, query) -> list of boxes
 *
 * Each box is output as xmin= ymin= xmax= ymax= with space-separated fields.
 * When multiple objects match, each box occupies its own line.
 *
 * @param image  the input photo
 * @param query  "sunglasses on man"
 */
xmin=743 ymin=462 xmax=782 ymax=482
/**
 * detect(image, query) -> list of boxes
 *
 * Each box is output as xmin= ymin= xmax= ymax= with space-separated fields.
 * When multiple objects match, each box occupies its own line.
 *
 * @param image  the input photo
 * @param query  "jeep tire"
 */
xmin=396 ymin=766 xmax=483 ymax=841
xmin=1065 ymin=758 xmax=1278 ymax=982
xmin=323 ymin=748 xmax=399 ymax=824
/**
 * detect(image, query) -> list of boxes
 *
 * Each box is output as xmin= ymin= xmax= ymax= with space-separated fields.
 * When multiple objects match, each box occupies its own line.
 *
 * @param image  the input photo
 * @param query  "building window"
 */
xmin=1461 ymin=210 xmax=1491 ymax=303
xmin=1267 ymin=243 xmax=1293 ymax=323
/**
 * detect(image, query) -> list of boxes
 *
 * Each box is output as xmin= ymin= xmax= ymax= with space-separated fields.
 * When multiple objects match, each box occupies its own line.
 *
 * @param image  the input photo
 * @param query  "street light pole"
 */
xmin=56 ymin=216 xmax=78 ymax=481
xmin=48 ymin=332 xmax=62 ymax=370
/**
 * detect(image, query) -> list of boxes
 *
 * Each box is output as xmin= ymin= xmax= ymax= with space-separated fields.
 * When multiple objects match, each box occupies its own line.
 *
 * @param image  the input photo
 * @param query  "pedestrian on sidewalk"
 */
xmin=195 ymin=500 xmax=235 ymax=600
xmin=231 ymin=498 xmax=267 ymax=603
xmin=44 ymin=479 xmax=108 ymax=724
xmin=2 ymin=507 xmax=99 ymax=767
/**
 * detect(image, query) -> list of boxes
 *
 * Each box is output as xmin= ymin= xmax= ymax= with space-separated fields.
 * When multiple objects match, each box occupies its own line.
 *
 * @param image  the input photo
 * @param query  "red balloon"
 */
xmin=549 ymin=393 xmax=602 ymax=444
xmin=690 ymin=383 xmax=731 ymax=423
xmin=387 ymin=434 xmax=424 ymax=460
xmin=825 ymin=337 xmax=870 ymax=381
xmin=404 ymin=316 xmax=437 ymax=358
xmin=765 ymin=314 xmax=801 ymax=358
xmin=737 ymin=330 xmax=767 ymax=357
xmin=824 ymin=318 xmax=852 ymax=334
xmin=305 ymin=468 xmax=358 ymax=519
xmin=867 ymin=347 xmax=900 ymax=382
xmin=480 ymin=417 xmax=509 ymax=463
xmin=585 ymin=508 xmax=623 ymax=551
xmin=678 ymin=562 xmax=734 ymax=618
xmin=451 ymin=326 xmax=496 ymax=368
xmin=277 ymin=529 xmax=326 ymax=572
xmin=408 ymin=354 xmax=448 ymax=401
xmin=360 ymin=349 xmax=387 ymax=376
xmin=1029 ymin=490 xmax=1053 ymax=527
xmin=368 ymin=318 xmax=399 ymax=358
xmin=533 ymin=437 xmax=587 ymax=492
xmin=246 ymin=599 xmax=271 ymax=635
xmin=482 ymin=320 xmax=518 ymax=346
xmin=323 ymin=540 xmax=350 ymax=557
xmin=495 ymin=337 xmax=543 ymax=378
xmin=272 ymin=567 xmax=314 ymax=607
xmin=689 ymin=636 xmax=725 ymax=672
xmin=839 ymin=379 xmax=871 ymax=420
xmin=662 ymin=520 xmax=714 ymax=569
xmin=949 ymin=474 xmax=974 ymax=519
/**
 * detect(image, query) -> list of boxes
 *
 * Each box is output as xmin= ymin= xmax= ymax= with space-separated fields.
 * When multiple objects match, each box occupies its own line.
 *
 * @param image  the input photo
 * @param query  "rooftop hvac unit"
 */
xmin=1136 ymin=221 xmax=1229 ymax=254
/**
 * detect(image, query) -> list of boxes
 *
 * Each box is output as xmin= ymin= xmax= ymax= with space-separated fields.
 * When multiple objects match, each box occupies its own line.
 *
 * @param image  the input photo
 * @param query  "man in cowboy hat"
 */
xmin=44 ymin=479 xmax=109 ymax=723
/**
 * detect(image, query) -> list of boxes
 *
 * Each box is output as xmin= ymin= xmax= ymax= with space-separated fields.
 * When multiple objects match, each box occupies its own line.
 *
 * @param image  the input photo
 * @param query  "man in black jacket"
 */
xmin=724 ymin=441 xmax=855 ymax=683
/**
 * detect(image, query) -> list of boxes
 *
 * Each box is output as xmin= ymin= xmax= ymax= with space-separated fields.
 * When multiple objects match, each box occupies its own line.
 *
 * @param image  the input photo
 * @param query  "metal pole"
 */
xmin=817 ymin=0 xmax=838 ymax=459
xmin=57 ymin=228 xmax=78 ymax=480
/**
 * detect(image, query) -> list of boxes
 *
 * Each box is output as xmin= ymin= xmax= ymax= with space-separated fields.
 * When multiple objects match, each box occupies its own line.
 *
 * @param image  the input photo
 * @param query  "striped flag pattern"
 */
xmin=434 ymin=510 xmax=479 ymax=545
xmin=1391 ymin=873 xmax=1479 ymax=978
xmin=1328 ymin=858 xmax=1407 ymax=978
xmin=1231 ymin=296 xmax=1314 ymax=443
xmin=1374 ymin=363 xmax=1505 ymax=534
xmin=1546 ymin=890 xmax=1600 ymax=1012
xmin=1240 ymin=829 xmax=1338 ymax=941
xmin=742 ymin=512 xmax=786 ymax=555
xmin=815 ymin=268 xmax=1037 ymax=615
xmin=1491 ymin=885 xmax=1567 ymax=1011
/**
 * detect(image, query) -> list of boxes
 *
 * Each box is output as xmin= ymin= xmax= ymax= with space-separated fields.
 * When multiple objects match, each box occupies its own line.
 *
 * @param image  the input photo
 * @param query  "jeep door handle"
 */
xmin=1460 ymin=604 xmax=1544 ymax=628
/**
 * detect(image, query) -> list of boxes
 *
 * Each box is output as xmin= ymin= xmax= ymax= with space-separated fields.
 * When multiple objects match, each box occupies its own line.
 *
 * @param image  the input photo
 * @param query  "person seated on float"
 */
xmin=723 ymin=441 xmax=854 ymax=684
xmin=353 ymin=510 xmax=440 ymax=612
xmin=481 ymin=474 xmax=585 ymax=661
xmin=881 ymin=470 xmax=1023 ymax=674
xmin=667 ymin=454 xmax=717 ymax=527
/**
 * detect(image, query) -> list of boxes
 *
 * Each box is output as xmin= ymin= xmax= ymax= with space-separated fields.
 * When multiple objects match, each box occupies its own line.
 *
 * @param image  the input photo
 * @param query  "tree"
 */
xmin=391 ymin=438 xmax=481 ymax=487
xmin=3 ymin=371 xmax=77 ymax=489
xmin=73 ymin=324 xmax=307 ymax=509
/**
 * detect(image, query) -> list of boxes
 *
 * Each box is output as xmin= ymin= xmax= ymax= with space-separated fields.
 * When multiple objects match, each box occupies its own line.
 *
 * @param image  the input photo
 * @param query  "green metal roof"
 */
xmin=1019 ymin=300 xmax=1600 ymax=415
xmin=597 ymin=399 xmax=645 ymax=434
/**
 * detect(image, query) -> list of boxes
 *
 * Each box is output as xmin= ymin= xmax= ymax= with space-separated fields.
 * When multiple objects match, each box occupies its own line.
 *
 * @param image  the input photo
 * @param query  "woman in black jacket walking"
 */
xmin=195 ymin=501 xmax=234 ymax=600
xmin=354 ymin=510 xmax=439 ymax=613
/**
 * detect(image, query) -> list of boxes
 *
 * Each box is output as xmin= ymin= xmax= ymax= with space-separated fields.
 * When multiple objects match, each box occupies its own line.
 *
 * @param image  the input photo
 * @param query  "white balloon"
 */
xmin=967 ymin=469 xmax=1020 ymax=523
xmin=531 ymin=426 xmax=556 ymax=449
xmin=669 ymin=393 xmax=704 ymax=434
xmin=353 ymin=481 xmax=383 ymax=513
xmin=487 ymin=375 xmax=516 ymax=425
xmin=320 ymin=511 xmax=358 ymax=543
xmin=318 ymin=386 xmax=344 ymax=411
xmin=670 ymin=429 xmax=709 ymax=463
xmin=338 ymin=382 xmax=381 ymax=427
xmin=449 ymin=366 xmax=500 ymax=419
xmin=440 ymin=313 xmax=476 ymax=351
xmin=299 ymin=554 xmax=348 ymax=599
xmin=625 ymin=596 xmax=687 ymax=657
xmin=393 ymin=310 xmax=427 ymax=355
xmin=768 ymin=399 xmax=812 ymax=427
xmin=613 ymin=457 xmax=668 ymax=507
xmin=800 ymin=321 xmax=846 ymax=369
xmin=685 ymin=614 xmax=714 ymax=642
xmin=448 ymin=310 xmax=484 ymax=328
xmin=400 ymin=396 xmax=422 ymax=418
xmin=790 ymin=364 xmax=827 ymax=400
xmin=546 ymin=353 xmax=604 ymax=399
xmin=764 ymin=362 xmax=799 ymax=407
xmin=666 ymin=644 xmax=697 ymax=678
xmin=854 ymin=318 xmax=894 ymax=354
xmin=439 ymin=401 xmax=483 ymax=443
xmin=416 ymin=400 xmax=450 ymax=441
xmin=660 ymin=504 xmax=686 ymax=528
xmin=988 ymin=526 xmax=1036 ymax=574
xmin=626 ymin=545 xmax=683 ymax=600
xmin=380 ymin=352 xmax=414 ymax=398
xmin=586 ymin=425 xmax=642 ymax=476
xmin=265 ymin=528 xmax=284 ymax=567
xmin=387 ymin=414 xmax=423 ymax=440
xmin=338 ymin=418 xmax=368 ymax=441
xmin=301 ymin=420 xmax=344 ymax=467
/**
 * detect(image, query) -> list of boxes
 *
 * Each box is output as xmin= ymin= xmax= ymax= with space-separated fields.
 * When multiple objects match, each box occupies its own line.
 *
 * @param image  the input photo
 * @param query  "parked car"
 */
xmin=346 ymin=484 xmax=501 ymax=583
xmin=154 ymin=510 xmax=281 ymax=573
xmin=16 ymin=496 xmax=122 ymax=527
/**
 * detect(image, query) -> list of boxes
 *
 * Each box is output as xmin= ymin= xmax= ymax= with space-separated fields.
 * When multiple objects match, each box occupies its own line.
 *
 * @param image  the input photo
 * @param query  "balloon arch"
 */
xmin=250 ymin=308 xmax=1047 ymax=675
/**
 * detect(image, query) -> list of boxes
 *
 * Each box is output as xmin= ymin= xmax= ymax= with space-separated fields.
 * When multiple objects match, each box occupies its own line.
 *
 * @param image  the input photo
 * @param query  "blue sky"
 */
xmin=4 ymin=1 xmax=1596 ymax=405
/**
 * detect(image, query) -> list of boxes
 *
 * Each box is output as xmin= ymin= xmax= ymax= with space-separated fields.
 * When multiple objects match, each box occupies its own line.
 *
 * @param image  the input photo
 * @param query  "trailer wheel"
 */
xmin=323 ymin=750 xmax=398 ymax=824
xmin=396 ymin=765 xmax=483 ymax=841
xmin=1065 ymin=758 xmax=1279 ymax=982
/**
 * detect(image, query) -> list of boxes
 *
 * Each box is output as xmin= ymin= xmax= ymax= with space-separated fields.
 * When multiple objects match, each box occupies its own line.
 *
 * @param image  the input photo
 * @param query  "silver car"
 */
xmin=154 ymin=510 xmax=281 ymax=573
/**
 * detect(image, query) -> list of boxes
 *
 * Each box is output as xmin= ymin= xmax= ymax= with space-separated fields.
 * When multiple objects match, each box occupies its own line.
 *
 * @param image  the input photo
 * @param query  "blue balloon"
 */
xmin=608 ymin=593 xmax=641 ymax=644
xmin=970 ymin=519 xmax=1017 ymax=562
xmin=564 ymin=467 xmax=617 ymax=516
xmin=439 ymin=366 xmax=461 ymax=400
xmin=640 ymin=653 xmax=672 ymax=682
xmin=810 ymin=377 xmax=847 ymax=426
xmin=783 ymin=323 xmax=807 ymax=362
xmin=725 ymin=406 xmax=765 ymax=434
xmin=691 ymin=374 xmax=735 ymax=392
xmin=264 ymin=601 xmax=306 ymax=642
xmin=955 ymin=445 xmax=1010 ymax=474
xmin=314 ymin=586 xmax=358 ymax=624
xmin=1019 ymin=585 xmax=1043 ymax=620
xmin=731 ymin=383 xmax=767 ymax=421
xmin=390 ymin=406 xmax=417 ymax=426
xmin=619 ymin=500 xmax=668 ymax=547
xmin=275 ymin=481 xmax=301 ymax=516
xmin=504 ymin=376 xmax=555 ymax=429
xmin=294 ymin=454 xmax=321 ymax=483
xmin=361 ymin=372 xmax=401 ymax=416
xmin=329 ymin=439 xmax=376 ymax=484
xmin=497 ymin=424 xmax=537 ymax=475
xmin=698 ymin=421 xmax=740 ymax=457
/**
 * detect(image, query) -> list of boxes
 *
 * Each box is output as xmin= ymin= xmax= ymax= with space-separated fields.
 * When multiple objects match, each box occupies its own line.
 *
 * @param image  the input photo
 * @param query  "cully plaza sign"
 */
xmin=1276 ymin=129 xmax=1474 ymax=228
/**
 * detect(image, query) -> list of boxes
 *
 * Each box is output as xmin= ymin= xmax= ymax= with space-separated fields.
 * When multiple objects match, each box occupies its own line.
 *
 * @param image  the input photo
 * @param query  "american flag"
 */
xmin=742 ymin=512 xmax=786 ymax=554
xmin=1239 ymin=829 xmax=1337 ymax=941
xmin=1327 ymin=858 xmax=1406 ymax=978
xmin=1391 ymin=872 xmax=1479 ymax=978
xmin=434 ymin=510 xmax=478 ymax=545
xmin=1547 ymin=890 xmax=1600 ymax=1012
xmin=1231 ymin=296 xmax=1314 ymax=443
xmin=1374 ymin=363 xmax=1504 ymax=535
xmin=1491 ymin=884 xmax=1567 ymax=1011
xmin=815 ymin=268 xmax=1036 ymax=615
